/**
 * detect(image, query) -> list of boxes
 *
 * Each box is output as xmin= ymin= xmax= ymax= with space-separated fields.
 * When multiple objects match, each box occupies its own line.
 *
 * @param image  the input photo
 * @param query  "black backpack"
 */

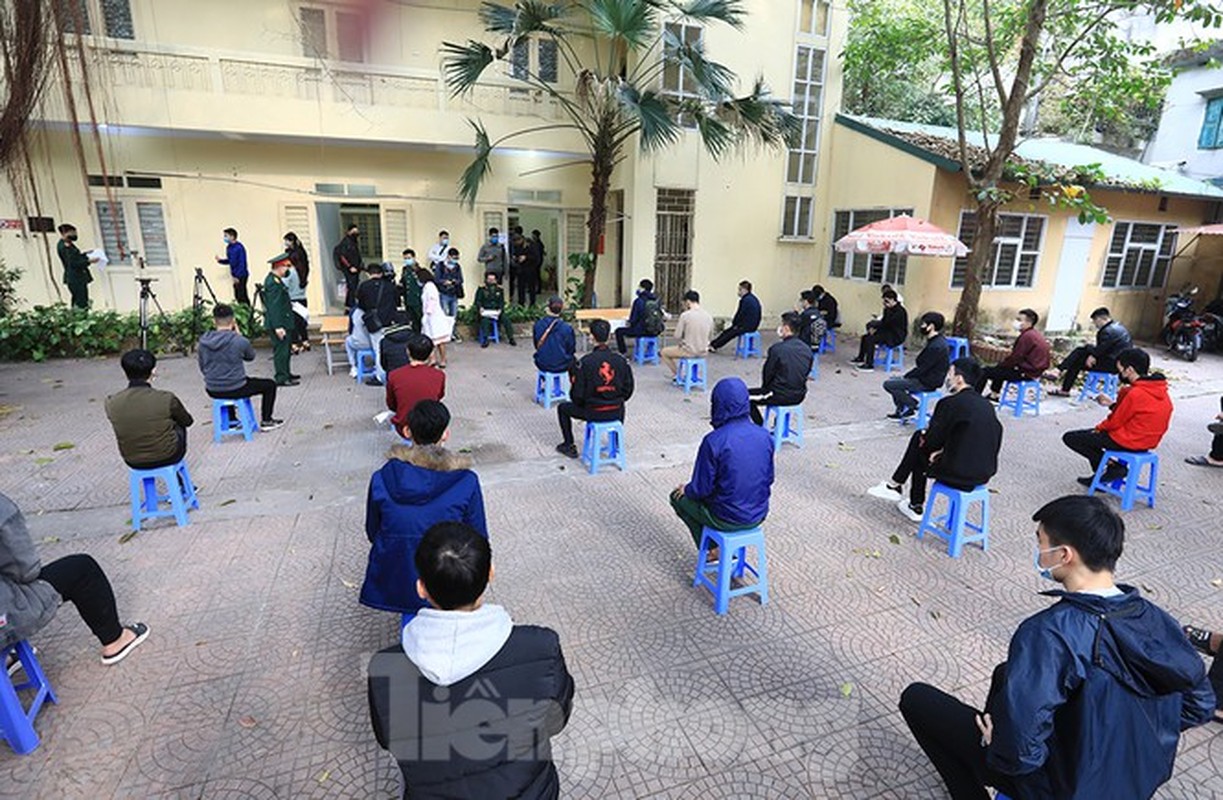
xmin=642 ymin=297 xmax=665 ymax=336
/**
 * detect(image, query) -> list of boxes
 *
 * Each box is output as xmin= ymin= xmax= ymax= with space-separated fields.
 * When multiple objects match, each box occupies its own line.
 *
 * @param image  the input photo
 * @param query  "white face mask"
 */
xmin=1012 ymin=320 xmax=1023 ymax=331
xmin=1033 ymin=545 xmax=1066 ymax=582
xmin=776 ymin=326 xmax=785 ymax=338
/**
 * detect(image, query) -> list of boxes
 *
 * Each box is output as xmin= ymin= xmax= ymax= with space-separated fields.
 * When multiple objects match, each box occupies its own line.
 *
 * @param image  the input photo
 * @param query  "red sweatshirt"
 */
xmin=1096 ymin=376 xmax=1172 ymax=451
xmin=999 ymin=327 xmax=1051 ymax=379
xmin=386 ymin=364 xmax=446 ymax=432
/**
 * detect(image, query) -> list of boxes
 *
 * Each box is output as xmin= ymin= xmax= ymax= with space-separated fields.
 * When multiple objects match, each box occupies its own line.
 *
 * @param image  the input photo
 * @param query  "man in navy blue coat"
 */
xmin=670 ymin=377 xmax=775 ymax=551
xmin=900 ymin=495 xmax=1215 ymax=800
xmin=710 ymin=280 xmax=762 ymax=351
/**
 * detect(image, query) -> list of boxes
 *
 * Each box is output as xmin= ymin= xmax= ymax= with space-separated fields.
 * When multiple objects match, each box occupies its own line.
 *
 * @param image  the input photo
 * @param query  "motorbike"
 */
xmin=1162 ymin=286 xmax=1203 ymax=362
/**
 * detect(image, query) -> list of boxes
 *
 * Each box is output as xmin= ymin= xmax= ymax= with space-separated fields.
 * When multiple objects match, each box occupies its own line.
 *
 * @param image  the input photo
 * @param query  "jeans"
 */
xmin=1058 ymin=345 xmax=1116 ymax=392
xmin=884 ymin=377 xmax=928 ymax=412
xmin=208 ymin=378 xmax=278 ymax=423
xmin=670 ymin=492 xmax=763 ymax=548
xmin=40 ymin=554 xmax=124 ymax=646
xmin=557 ymin=403 xmax=622 ymax=447
xmin=891 ymin=430 xmax=975 ymax=508
xmin=440 ymin=294 xmax=458 ymax=317
xmin=974 ymin=365 xmax=1025 ymax=395
xmin=1062 ymin=429 xmax=1138 ymax=474
xmin=710 ymin=325 xmax=749 ymax=351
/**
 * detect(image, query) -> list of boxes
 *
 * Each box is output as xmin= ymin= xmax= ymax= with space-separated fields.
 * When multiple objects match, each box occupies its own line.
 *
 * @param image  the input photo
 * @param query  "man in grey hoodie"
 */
xmin=197 ymin=304 xmax=283 ymax=430
xmin=368 ymin=521 xmax=574 ymax=800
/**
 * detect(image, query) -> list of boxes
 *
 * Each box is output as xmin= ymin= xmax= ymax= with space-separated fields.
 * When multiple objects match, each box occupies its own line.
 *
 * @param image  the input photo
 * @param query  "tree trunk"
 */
xmin=582 ymin=133 xmax=614 ymax=307
xmin=952 ymin=203 xmax=998 ymax=339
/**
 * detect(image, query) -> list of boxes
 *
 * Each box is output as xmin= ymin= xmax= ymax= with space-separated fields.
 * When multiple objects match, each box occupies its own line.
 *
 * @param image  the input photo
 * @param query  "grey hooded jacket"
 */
xmin=197 ymin=329 xmax=255 ymax=392
xmin=0 ymin=494 xmax=61 ymax=648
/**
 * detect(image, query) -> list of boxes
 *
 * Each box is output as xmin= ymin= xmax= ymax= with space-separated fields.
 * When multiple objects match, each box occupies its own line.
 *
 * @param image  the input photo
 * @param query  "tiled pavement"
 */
xmin=1 ymin=334 xmax=1223 ymax=798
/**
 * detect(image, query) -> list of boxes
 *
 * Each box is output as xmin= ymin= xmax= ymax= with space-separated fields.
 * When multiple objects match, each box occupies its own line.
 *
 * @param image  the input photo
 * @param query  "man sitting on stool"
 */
xmin=475 ymin=270 xmax=516 ymax=347
xmin=853 ymin=289 xmax=907 ymax=370
xmin=1048 ymin=306 xmax=1131 ymax=397
xmin=671 ymin=377 xmax=774 ymax=556
xmin=385 ymin=335 xmax=446 ymax=441
xmin=661 ymin=290 xmax=714 ymax=377
xmin=614 ymin=279 xmax=662 ymax=355
xmin=884 ymin=311 xmax=949 ymax=420
xmin=556 ymin=319 xmax=634 ymax=458
xmin=867 ymin=358 xmax=1003 ymax=522
xmin=1062 ymin=347 xmax=1171 ymax=487
xmin=748 ymin=312 xmax=812 ymax=426
xmin=198 ymin=303 xmax=284 ymax=431
xmin=533 ymin=296 xmax=577 ymax=377
xmin=709 ymin=280 xmax=762 ymax=352
xmin=974 ymin=308 xmax=1050 ymax=399
xmin=105 ymin=349 xmax=194 ymax=470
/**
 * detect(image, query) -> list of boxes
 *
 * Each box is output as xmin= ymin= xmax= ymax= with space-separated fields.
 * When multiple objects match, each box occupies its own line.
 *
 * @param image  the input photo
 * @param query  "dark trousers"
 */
xmin=67 ymin=280 xmax=89 ymax=310
xmin=615 ymin=326 xmax=648 ymax=354
xmin=1213 ymin=434 xmax=1223 ymax=462
xmin=514 ymin=267 xmax=539 ymax=306
xmin=557 ymin=403 xmax=622 ymax=447
xmin=1209 ymin=655 xmax=1223 ymax=710
xmin=343 ymin=270 xmax=361 ymax=310
xmin=898 ymin=666 xmax=1018 ymax=800
xmin=271 ymin=332 xmax=292 ymax=383
xmin=1062 ymin=429 xmax=1138 ymax=474
xmin=479 ymin=315 xmax=514 ymax=344
xmin=233 ymin=277 xmax=250 ymax=306
xmin=710 ymin=325 xmax=749 ymax=351
xmin=125 ymin=426 xmax=187 ymax=470
xmin=208 ymin=378 xmax=278 ymax=423
xmin=885 ymin=377 xmax=927 ymax=412
xmin=40 ymin=554 xmax=124 ymax=646
xmin=406 ymin=306 xmax=422 ymax=334
xmin=974 ymin=365 xmax=1025 ymax=395
xmin=856 ymin=331 xmax=881 ymax=366
xmin=891 ymin=430 xmax=974 ymax=508
xmin=291 ymin=299 xmax=308 ymax=345
xmin=1058 ymin=345 xmax=1116 ymax=392
xmin=670 ymin=492 xmax=762 ymax=548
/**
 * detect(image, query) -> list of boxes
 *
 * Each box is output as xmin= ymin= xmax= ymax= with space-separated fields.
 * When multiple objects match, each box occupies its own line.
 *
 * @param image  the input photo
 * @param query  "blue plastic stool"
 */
xmin=945 ymin=336 xmax=970 ymax=360
xmin=693 ymin=526 xmax=768 ymax=615
xmin=902 ymin=390 xmax=941 ymax=429
xmin=354 ymin=348 xmax=377 ymax=384
xmin=479 ymin=317 xmax=501 ymax=345
xmin=211 ymin=397 xmax=258 ymax=443
xmin=128 ymin=460 xmax=199 ymax=531
xmin=917 ymin=482 xmax=990 ymax=558
xmin=809 ymin=352 xmax=820 ymax=380
xmin=633 ymin=336 xmax=660 ymax=365
xmin=1088 ymin=450 xmax=1158 ymax=511
xmin=581 ymin=420 xmax=626 ymax=474
xmin=675 ymin=357 xmax=708 ymax=395
xmin=535 ymin=371 xmax=570 ymax=409
xmin=0 ymin=641 xmax=57 ymax=755
xmin=818 ymin=328 xmax=836 ymax=354
xmin=875 ymin=344 xmax=904 ymax=373
xmin=1077 ymin=371 xmax=1120 ymax=403
xmin=735 ymin=332 xmax=762 ymax=359
xmin=998 ymin=380 xmax=1041 ymax=418
xmin=763 ymin=405 xmax=803 ymax=452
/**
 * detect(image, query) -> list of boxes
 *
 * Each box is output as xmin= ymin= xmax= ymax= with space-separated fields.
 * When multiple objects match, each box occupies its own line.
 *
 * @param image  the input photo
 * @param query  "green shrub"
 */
xmin=0 ymin=303 xmax=209 ymax=362
xmin=0 ymin=261 xmax=21 ymax=317
xmin=455 ymin=302 xmax=548 ymax=329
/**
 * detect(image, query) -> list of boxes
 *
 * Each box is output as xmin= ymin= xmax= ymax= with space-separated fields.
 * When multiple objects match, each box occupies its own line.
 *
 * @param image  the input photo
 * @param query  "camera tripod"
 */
xmin=137 ymin=277 xmax=168 ymax=351
xmin=190 ymin=267 xmax=218 ymax=348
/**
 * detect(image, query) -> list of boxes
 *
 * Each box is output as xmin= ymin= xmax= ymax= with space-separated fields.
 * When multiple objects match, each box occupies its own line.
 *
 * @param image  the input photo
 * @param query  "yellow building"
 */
xmin=823 ymin=115 xmax=1223 ymax=339
xmin=0 ymin=0 xmax=849 ymax=322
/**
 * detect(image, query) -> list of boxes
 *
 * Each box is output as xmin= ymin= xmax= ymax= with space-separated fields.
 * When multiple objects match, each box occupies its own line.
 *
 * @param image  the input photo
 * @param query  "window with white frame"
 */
xmin=93 ymin=195 xmax=172 ymax=267
xmin=950 ymin=211 xmax=1045 ymax=288
xmin=798 ymin=0 xmax=830 ymax=37
xmin=787 ymin=45 xmax=825 ymax=185
xmin=510 ymin=39 xmax=559 ymax=84
xmin=662 ymin=22 xmax=703 ymax=126
xmin=63 ymin=0 xmax=135 ymax=38
xmin=299 ymin=6 xmax=366 ymax=62
xmin=782 ymin=195 xmax=814 ymax=239
xmin=1102 ymin=222 xmax=1177 ymax=289
xmin=829 ymin=208 xmax=912 ymax=284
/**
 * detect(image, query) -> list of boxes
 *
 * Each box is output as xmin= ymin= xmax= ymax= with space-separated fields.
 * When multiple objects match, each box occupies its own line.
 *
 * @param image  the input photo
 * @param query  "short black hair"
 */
xmin=57 ymin=223 xmax=76 ymax=234
xmin=213 ymin=303 xmax=235 ymax=321
xmin=739 ymin=280 xmax=752 ymax=291
xmin=800 ymin=290 xmax=816 ymax=304
xmin=589 ymin=319 xmax=611 ymax=343
xmin=780 ymin=311 xmax=802 ymax=334
xmin=882 ymin=289 xmax=898 ymax=302
xmin=531 ymin=229 xmax=541 ymax=237
xmin=488 ymin=227 xmax=499 ymax=235
xmin=438 ymin=230 xmax=449 ymax=237
xmin=223 ymin=227 xmax=238 ymax=239
xmin=881 ymin=284 xmax=893 ymax=293
xmin=447 ymin=247 xmax=459 ymax=257
xmin=683 ymin=290 xmax=700 ymax=303
xmin=347 ymin=224 xmax=359 ymax=233
xmin=407 ymin=400 xmax=450 ymax=445
xmin=1116 ymin=347 xmax=1150 ymax=375
xmin=407 ymin=334 xmax=434 ymax=362
xmin=513 ymin=226 xmax=523 ymax=235
xmin=1018 ymin=308 xmax=1038 ymax=326
xmin=950 ymin=356 xmax=982 ymax=388
xmin=812 ymin=284 xmax=825 ymax=295
xmin=120 ymin=349 xmax=156 ymax=381
xmin=920 ymin=311 xmax=945 ymax=332
xmin=415 ymin=522 xmax=492 ymax=610
xmin=1090 ymin=307 xmax=1111 ymax=320
xmin=1033 ymin=495 xmax=1124 ymax=572
xmin=283 ymin=231 xmax=300 ymax=244
xmin=547 ymin=296 xmax=563 ymax=313
xmin=366 ymin=261 xmax=384 ymax=273
xmin=403 ymin=248 xmax=415 ymax=258
xmin=484 ymin=270 xmax=498 ymax=280
xmin=639 ymin=278 xmax=653 ymax=292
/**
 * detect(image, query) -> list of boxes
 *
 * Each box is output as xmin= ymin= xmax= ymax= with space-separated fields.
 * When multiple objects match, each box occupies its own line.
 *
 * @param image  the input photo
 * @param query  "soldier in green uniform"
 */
xmin=474 ymin=270 xmax=515 ymax=348
xmin=264 ymin=253 xmax=298 ymax=386
xmin=56 ymin=223 xmax=97 ymax=309
xmin=400 ymin=248 xmax=423 ymax=333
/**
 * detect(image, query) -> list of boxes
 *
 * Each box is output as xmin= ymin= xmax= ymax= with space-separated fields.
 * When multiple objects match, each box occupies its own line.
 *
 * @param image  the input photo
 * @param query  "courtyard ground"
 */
xmin=0 ymin=333 xmax=1222 ymax=798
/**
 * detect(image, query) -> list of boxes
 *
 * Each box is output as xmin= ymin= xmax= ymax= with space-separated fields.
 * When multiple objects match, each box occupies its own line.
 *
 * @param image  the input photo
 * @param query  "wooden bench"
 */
xmin=319 ymin=314 xmax=350 ymax=376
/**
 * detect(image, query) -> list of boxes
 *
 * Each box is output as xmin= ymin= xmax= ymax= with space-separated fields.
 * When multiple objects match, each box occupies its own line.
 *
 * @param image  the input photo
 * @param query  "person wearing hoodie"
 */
xmin=671 ymin=377 xmax=775 ymax=550
xmin=974 ymin=308 xmax=1050 ymax=399
xmin=0 ymin=492 xmax=150 ymax=666
xmin=709 ymin=280 xmax=763 ymax=351
xmin=1062 ymin=348 xmax=1171 ymax=486
xmin=900 ymin=495 xmax=1215 ymax=800
xmin=747 ymin=312 xmax=813 ymax=426
xmin=360 ymin=401 xmax=487 ymax=619
xmin=883 ymin=311 xmax=950 ymax=420
xmin=368 ymin=521 xmax=574 ymax=800
xmin=614 ymin=278 xmax=665 ymax=355
xmin=197 ymin=304 xmax=283 ymax=431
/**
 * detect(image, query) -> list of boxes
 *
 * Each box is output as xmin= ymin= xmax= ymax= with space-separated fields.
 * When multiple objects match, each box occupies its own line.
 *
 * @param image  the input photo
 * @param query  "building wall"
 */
xmin=1145 ymin=63 xmax=1223 ymax=183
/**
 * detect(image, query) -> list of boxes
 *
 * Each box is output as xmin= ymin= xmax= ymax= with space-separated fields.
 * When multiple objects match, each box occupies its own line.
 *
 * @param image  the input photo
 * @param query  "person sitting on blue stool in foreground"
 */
xmin=709 ymin=279 xmax=762 ymax=352
xmin=900 ymin=495 xmax=1215 ymax=800
xmin=533 ymin=296 xmax=577 ymax=378
xmin=867 ymin=358 xmax=1002 ymax=522
xmin=555 ymin=319 xmax=634 ymax=459
xmin=198 ymin=303 xmax=284 ymax=432
xmin=105 ymin=349 xmax=194 ymax=471
xmin=747 ymin=312 xmax=812 ymax=426
xmin=614 ymin=278 xmax=664 ymax=355
xmin=360 ymin=401 xmax=487 ymax=624
xmin=796 ymin=290 xmax=827 ymax=356
xmin=852 ymin=289 xmax=907 ymax=371
xmin=660 ymin=290 xmax=714 ymax=377
xmin=671 ymin=377 xmax=774 ymax=560
xmin=883 ymin=311 xmax=949 ymax=420
xmin=1062 ymin=347 xmax=1171 ymax=487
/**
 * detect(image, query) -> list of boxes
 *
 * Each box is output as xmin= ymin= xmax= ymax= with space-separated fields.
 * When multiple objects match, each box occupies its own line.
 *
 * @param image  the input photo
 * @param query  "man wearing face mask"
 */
xmin=1047 ymin=307 xmax=1131 ymax=397
xmin=333 ymin=224 xmax=363 ymax=310
xmin=477 ymin=227 xmax=507 ymax=285
xmin=56 ymin=223 xmax=99 ymax=310
xmin=900 ymin=495 xmax=1215 ymax=800
xmin=400 ymin=249 xmax=424 ymax=333
xmin=747 ymin=312 xmax=813 ymax=426
xmin=867 ymin=358 xmax=1002 ymax=522
xmin=974 ymin=308 xmax=1050 ymax=399
xmin=427 ymin=230 xmax=450 ymax=269
xmin=883 ymin=311 xmax=950 ymax=420
xmin=1062 ymin=347 xmax=1172 ymax=487
xmin=215 ymin=227 xmax=250 ymax=306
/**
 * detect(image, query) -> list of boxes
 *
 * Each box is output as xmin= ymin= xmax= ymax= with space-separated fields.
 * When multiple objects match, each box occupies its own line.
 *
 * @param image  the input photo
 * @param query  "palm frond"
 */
xmin=685 ymin=101 xmax=735 ymax=159
xmin=441 ymin=40 xmax=497 ymax=96
xmin=588 ymin=0 xmax=657 ymax=50
xmin=458 ymin=120 xmax=495 ymax=209
xmin=512 ymin=1 xmax=569 ymax=36
xmin=478 ymin=2 xmax=519 ymax=35
xmin=668 ymin=0 xmax=745 ymax=28
xmin=715 ymin=78 xmax=801 ymax=149
xmin=617 ymin=83 xmax=681 ymax=151
xmin=662 ymin=27 xmax=733 ymax=98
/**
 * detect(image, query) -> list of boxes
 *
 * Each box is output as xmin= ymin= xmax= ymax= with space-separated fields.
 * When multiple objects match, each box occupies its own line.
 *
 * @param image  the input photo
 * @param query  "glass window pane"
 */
xmin=1016 ymin=253 xmax=1037 ymax=287
xmin=810 ymin=50 xmax=826 ymax=82
xmin=996 ymin=214 xmax=1022 ymax=239
xmin=1130 ymin=223 xmax=1160 ymax=245
xmin=893 ymin=255 xmax=907 ymax=285
xmin=830 ymin=251 xmax=847 ymax=278
xmin=101 ymin=0 xmax=134 ymax=39
xmin=804 ymin=119 xmax=819 ymax=148
xmin=1103 ymin=256 xmax=1121 ymax=287
xmin=787 ymin=152 xmax=803 ymax=183
xmin=800 ymin=0 xmax=814 ymax=34
xmin=814 ymin=1 xmax=829 ymax=36
xmin=136 ymin=202 xmax=170 ymax=266
xmin=1108 ymin=223 xmax=1129 ymax=253
xmin=1119 ymin=250 xmax=1141 ymax=286
xmin=1022 ymin=217 xmax=1044 ymax=252
xmin=1152 ymin=257 xmax=1170 ymax=288
xmin=1158 ymin=228 xmax=1177 ymax=257
xmin=300 ymin=8 xmax=327 ymax=58
xmin=95 ymin=200 xmax=130 ymax=264
xmin=802 ymin=154 xmax=817 ymax=184
xmin=684 ymin=24 xmax=701 ymax=46
xmin=798 ymin=198 xmax=813 ymax=237
xmin=1134 ymin=249 xmax=1155 ymax=287
xmin=994 ymin=243 xmax=1018 ymax=286
xmin=868 ymin=253 xmax=885 ymax=283
xmin=539 ymin=40 xmax=559 ymax=83
xmin=795 ymin=47 xmax=810 ymax=81
xmin=783 ymin=196 xmax=798 ymax=236
xmin=512 ymin=40 xmax=530 ymax=81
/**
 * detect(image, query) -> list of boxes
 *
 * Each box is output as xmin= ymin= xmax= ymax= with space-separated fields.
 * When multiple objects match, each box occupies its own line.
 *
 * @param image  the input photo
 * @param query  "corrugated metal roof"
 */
xmin=840 ymin=114 xmax=1223 ymax=200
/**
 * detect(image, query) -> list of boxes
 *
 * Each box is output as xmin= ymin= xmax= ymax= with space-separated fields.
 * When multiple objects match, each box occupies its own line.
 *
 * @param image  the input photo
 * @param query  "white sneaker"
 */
xmin=866 ymin=481 xmax=902 ymax=501
xmin=896 ymin=498 xmax=924 ymax=523
xmin=349 ymin=366 xmax=358 ymax=378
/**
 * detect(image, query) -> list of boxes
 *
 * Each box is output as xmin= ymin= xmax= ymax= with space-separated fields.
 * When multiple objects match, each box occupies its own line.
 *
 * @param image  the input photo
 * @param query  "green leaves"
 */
xmin=441 ymin=40 xmax=497 ymax=96
xmin=670 ymin=0 xmax=746 ymax=28
xmin=0 ymin=302 xmax=209 ymax=362
xmin=587 ymin=0 xmax=656 ymax=49
xmin=617 ymin=85 xmax=680 ymax=151
xmin=457 ymin=120 xmax=495 ymax=209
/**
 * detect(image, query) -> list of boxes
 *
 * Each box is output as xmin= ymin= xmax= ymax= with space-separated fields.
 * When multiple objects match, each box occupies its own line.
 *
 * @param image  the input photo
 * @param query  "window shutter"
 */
xmin=279 ymin=203 xmax=312 ymax=251
xmin=381 ymin=206 xmax=410 ymax=261
xmin=951 ymin=211 xmax=976 ymax=288
xmin=136 ymin=202 xmax=170 ymax=266
xmin=95 ymin=200 xmax=130 ymax=264
xmin=1201 ymin=98 xmax=1223 ymax=149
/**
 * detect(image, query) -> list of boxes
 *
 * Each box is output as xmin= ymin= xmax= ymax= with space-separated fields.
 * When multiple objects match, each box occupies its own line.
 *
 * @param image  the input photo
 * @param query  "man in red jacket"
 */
xmin=1063 ymin=348 xmax=1172 ymax=486
xmin=385 ymin=334 xmax=446 ymax=440
xmin=974 ymin=308 xmax=1051 ymax=399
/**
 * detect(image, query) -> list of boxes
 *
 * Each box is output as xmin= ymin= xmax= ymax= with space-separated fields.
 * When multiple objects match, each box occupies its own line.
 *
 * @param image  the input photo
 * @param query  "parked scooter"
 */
xmin=1163 ymin=285 xmax=1204 ymax=361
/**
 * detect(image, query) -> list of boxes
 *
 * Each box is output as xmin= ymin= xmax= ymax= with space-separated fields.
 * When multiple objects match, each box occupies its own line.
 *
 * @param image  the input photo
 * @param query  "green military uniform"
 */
xmin=401 ymin=269 xmax=423 ymax=333
xmin=263 ymin=267 xmax=294 ymax=384
xmin=56 ymin=239 xmax=93 ymax=310
xmin=474 ymin=283 xmax=514 ymax=345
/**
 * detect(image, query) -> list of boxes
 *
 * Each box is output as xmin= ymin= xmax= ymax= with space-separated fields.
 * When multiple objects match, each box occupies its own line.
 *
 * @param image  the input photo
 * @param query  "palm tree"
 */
xmin=443 ymin=0 xmax=799 ymax=305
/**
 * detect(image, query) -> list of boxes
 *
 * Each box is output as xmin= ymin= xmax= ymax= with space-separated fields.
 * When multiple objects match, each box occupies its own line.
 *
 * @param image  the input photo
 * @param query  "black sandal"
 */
xmin=1183 ymin=625 xmax=1217 ymax=656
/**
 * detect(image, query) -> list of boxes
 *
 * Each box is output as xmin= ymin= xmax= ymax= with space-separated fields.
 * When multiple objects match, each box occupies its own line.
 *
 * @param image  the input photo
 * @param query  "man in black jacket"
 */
xmin=867 ymin=358 xmax=1003 ymax=521
xmin=797 ymin=290 xmax=828 ymax=350
xmin=334 ymin=224 xmax=363 ymax=310
xmin=813 ymin=284 xmax=839 ymax=329
xmin=853 ymin=290 xmax=907 ymax=369
xmin=368 ymin=521 xmax=574 ymax=800
xmin=884 ymin=312 xmax=950 ymax=419
xmin=557 ymin=319 xmax=635 ymax=457
xmin=748 ymin=312 xmax=814 ymax=425
xmin=355 ymin=262 xmax=402 ymax=386
xmin=1049 ymin=307 xmax=1132 ymax=396
xmin=710 ymin=280 xmax=763 ymax=351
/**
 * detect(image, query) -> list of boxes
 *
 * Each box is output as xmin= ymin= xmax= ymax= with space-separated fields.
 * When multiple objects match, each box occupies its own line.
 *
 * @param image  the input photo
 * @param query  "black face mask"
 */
xmin=66 ymin=233 xmax=78 ymax=242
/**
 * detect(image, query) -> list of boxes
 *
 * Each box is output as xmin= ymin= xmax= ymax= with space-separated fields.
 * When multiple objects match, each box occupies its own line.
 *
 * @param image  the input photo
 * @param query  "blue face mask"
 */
xmin=446 ymin=259 xmax=457 ymax=267
xmin=404 ymin=258 xmax=415 ymax=268
xmin=223 ymin=237 xmax=231 ymax=245
xmin=1033 ymin=545 xmax=1065 ymax=582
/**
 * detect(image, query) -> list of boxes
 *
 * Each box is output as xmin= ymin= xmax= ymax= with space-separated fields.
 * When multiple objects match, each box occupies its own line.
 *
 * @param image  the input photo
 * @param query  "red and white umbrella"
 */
xmin=834 ymin=214 xmax=969 ymax=258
